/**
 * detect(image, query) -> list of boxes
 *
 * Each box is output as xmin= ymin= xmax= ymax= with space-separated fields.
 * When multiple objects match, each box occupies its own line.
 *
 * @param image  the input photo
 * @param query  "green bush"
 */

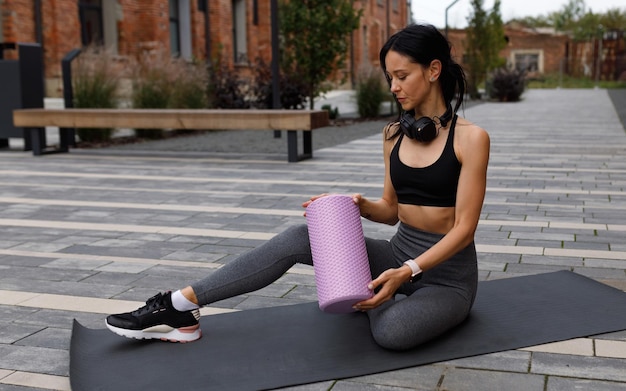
xmin=487 ymin=68 xmax=526 ymax=102
xmin=321 ymin=104 xmax=339 ymax=120
xmin=207 ymin=61 xmax=251 ymax=109
xmin=131 ymin=54 xmax=172 ymax=139
xmin=251 ymin=57 xmax=307 ymax=110
xmin=356 ymin=66 xmax=386 ymax=118
xmin=72 ymin=48 xmax=120 ymax=143
xmin=131 ymin=54 xmax=209 ymax=138
xmin=169 ymin=60 xmax=209 ymax=110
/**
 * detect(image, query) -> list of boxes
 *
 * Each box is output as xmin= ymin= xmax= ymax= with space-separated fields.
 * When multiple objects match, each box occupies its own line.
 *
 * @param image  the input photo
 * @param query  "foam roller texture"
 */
xmin=306 ymin=195 xmax=373 ymax=313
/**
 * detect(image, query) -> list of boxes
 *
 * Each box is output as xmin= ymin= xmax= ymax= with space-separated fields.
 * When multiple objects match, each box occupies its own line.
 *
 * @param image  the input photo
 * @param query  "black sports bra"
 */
xmin=390 ymin=115 xmax=461 ymax=207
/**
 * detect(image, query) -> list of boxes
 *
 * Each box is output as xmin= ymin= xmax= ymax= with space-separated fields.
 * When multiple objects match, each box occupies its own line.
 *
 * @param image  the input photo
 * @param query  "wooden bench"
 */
xmin=12 ymin=108 xmax=330 ymax=162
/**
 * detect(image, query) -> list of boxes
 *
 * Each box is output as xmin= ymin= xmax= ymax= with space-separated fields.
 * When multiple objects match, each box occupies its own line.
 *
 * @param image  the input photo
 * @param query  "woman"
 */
xmin=106 ymin=24 xmax=490 ymax=351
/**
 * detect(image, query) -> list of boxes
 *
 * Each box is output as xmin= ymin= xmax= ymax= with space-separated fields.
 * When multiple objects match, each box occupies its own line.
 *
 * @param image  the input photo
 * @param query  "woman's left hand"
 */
xmin=353 ymin=266 xmax=410 ymax=311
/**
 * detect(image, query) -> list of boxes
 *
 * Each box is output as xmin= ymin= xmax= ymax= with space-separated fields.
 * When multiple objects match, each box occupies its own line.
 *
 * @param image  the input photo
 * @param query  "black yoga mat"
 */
xmin=70 ymin=271 xmax=626 ymax=391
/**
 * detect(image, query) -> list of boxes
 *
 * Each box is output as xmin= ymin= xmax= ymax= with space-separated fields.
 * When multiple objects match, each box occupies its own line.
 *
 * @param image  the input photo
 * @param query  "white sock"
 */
xmin=171 ymin=290 xmax=200 ymax=311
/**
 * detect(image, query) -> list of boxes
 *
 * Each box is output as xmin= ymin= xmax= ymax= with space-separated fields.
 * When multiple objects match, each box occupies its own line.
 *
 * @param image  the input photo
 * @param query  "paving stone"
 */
xmin=0 ymin=345 xmax=68 ymax=376
xmin=330 ymin=381 xmax=410 ymax=390
xmin=547 ymin=376 xmax=626 ymax=391
xmin=234 ymin=295 xmax=309 ymax=310
xmin=161 ymin=250 xmax=228 ymax=263
xmin=0 ymin=258 xmax=51 ymax=268
xmin=58 ymin=244 xmax=176 ymax=259
xmin=504 ymin=264 xmax=571 ymax=274
xmin=573 ymin=268 xmax=626 ymax=280
xmin=438 ymin=350 xmax=531 ymax=372
xmin=39 ymin=258 xmax=111 ymax=271
xmin=14 ymin=327 xmax=71 ymax=350
xmin=531 ymin=352 xmax=626 ymax=382
xmin=520 ymin=255 xmax=583 ymax=267
xmin=439 ymin=367 xmax=545 ymax=391
xmin=0 ymin=324 xmax=45 ymax=344
xmin=344 ymin=365 xmax=443 ymax=390
xmin=74 ymin=271 xmax=144 ymax=286
xmin=564 ymin=241 xmax=611 ymax=250
xmin=596 ymin=339 xmax=626 ymax=359
xmin=0 ymin=267 xmax=96 ymax=283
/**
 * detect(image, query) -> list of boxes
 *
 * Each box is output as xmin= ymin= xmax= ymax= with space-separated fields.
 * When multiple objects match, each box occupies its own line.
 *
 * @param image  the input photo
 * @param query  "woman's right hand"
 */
xmin=302 ymin=193 xmax=365 ymax=216
xmin=302 ymin=193 xmax=329 ymax=216
xmin=302 ymin=193 xmax=329 ymax=209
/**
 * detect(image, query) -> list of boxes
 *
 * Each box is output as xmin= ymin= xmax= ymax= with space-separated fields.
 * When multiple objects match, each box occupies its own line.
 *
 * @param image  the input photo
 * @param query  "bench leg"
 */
xmin=287 ymin=131 xmax=298 ymax=162
xmin=303 ymin=131 xmax=312 ymax=158
xmin=287 ymin=130 xmax=313 ymax=162
xmin=30 ymin=127 xmax=44 ymax=156
xmin=59 ymin=127 xmax=74 ymax=152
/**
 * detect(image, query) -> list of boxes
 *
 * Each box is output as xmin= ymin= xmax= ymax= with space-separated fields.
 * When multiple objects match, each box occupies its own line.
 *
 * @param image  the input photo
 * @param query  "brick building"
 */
xmin=0 ymin=0 xmax=409 ymax=97
xmin=447 ymin=25 xmax=569 ymax=78
xmin=447 ymin=24 xmax=625 ymax=82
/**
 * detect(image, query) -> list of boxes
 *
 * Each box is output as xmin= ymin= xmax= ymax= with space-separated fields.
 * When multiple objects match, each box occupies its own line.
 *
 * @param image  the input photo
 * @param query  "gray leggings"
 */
xmin=191 ymin=222 xmax=477 ymax=350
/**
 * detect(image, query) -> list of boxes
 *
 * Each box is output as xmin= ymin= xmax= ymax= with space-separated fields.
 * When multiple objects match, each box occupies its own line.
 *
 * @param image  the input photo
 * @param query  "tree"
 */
xmin=548 ymin=0 xmax=626 ymax=41
xmin=279 ymin=0 xmax=361 ymax=109
xmin=549 ymin=0 xmax=587 ymax=32
xmin=507 ymin=15 xmax=552 ymax=29
xmin=464 ymin=0 xmax=506 ymax=98
xmin=599 ymin=8 xmax=626 ymax=31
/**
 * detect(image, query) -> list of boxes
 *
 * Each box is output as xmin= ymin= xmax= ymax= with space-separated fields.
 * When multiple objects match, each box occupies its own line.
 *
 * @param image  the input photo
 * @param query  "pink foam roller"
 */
xmin=305 ymin=194 xmax=373 ymax=313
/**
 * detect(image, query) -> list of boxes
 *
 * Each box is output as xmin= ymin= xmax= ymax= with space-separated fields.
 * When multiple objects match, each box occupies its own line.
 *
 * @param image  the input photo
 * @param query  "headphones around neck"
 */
xmin=399 ymin=104 xmax=453 ymax=142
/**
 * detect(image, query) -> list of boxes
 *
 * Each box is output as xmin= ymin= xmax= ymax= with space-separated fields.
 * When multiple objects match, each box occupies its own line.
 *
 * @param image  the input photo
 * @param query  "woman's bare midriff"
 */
xmin=397 ymin=204 xmax=455 ymax=234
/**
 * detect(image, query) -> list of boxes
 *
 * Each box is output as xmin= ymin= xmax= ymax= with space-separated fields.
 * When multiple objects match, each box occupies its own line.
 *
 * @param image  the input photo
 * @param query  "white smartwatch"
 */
xmin=403 ymin=259 xmax=423 ymax=283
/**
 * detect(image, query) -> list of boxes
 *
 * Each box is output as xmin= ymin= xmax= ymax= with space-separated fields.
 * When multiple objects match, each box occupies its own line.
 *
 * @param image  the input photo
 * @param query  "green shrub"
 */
xmin=131 ymin=53 xmax=209 ymax=138
xmin=169 ymin=59 xmax=209 ymax=110
xmin=131 ymin=53 xmax=173 ymax=139
xmin=321 ymin=104 xmax=339 ymax=120
xmin=251 ymin=57 xmax=308 ymax=110
xmin=207 ymin=61 xmax=251 ymax=109
xmin=356 ymin=66 xmax=386 ymax=118
xmin=487 ymin=68 xmax=526 ymax=102
xmin=72 ymin=47 xmax=120 ymax=143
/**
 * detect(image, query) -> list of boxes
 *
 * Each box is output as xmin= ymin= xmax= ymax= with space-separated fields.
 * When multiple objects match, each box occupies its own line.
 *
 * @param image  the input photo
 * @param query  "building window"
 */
xmin=392 ymin=0 xmax=399 ymax=12
xmin=169 ymin=0 xmax=181 ymax=57
xmin=232 ymin=0 xmax=248 ymax=64
xmin=168 ymin=0 xmax=192 ymax=60
xmin=79 ymin=0 xmax=104 ymax=46
xmin=511 ymin=50 xmax=543 ymax=73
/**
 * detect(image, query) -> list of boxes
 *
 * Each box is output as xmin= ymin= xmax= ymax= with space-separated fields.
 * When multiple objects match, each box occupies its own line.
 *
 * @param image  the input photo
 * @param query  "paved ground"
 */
xmin=0 ymin=89 xmax=625 ymax=390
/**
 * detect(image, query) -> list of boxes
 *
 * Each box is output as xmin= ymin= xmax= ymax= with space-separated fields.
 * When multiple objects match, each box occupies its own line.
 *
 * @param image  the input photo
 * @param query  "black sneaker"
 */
xmin=105 ymin=292 xmax=201 ymax=342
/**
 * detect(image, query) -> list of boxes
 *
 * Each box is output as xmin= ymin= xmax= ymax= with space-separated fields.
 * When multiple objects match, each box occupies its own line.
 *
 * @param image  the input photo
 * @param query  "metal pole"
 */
xmin=61 ymin=48 xmax=82 ymax=149
xmin=270 ymin=0 xmax=281 ymax=138
xmin=445 ymin=0 xmax=460 ymax=37
xmin=386 ymin=0 xmax=390 ymax=38
xmin=204 ymin=0 xmax=211 ymax=62
xmin=595 ymin=24 xmax=603 ymax=87
xmin=34 ymin=0 xmax=43 ymax=46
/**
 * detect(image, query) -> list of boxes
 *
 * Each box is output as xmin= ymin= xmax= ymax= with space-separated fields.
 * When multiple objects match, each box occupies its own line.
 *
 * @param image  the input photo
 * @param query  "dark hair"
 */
xmin=379 ymin=24 xmax=466 ymax=131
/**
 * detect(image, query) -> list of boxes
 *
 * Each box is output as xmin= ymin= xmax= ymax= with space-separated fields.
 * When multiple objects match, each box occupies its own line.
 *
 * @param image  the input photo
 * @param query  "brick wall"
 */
xmin=209 ymin=1 xmax=234 ymax=64
xmin=42 ymin=1 xmax=81 ymax=82
xmin=447 ymin=26 xmax=569 ymax=76
xmin=120 ymin=1 xmax=170 ymax=54
xmin=347 ymin=0 xmax=408 ymax=87
xmin=1 ymin=0 xmax=37 ymax=59
xmin=2 ymin=0 xmax=408 ymax=96
xmin=501 ymin=28 xmax=568 ymax=74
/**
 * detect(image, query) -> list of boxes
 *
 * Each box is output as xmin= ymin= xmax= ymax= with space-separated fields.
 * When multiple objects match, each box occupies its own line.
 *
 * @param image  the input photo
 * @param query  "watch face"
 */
xmin=410 ymin=273 xmax=423 ymax=283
